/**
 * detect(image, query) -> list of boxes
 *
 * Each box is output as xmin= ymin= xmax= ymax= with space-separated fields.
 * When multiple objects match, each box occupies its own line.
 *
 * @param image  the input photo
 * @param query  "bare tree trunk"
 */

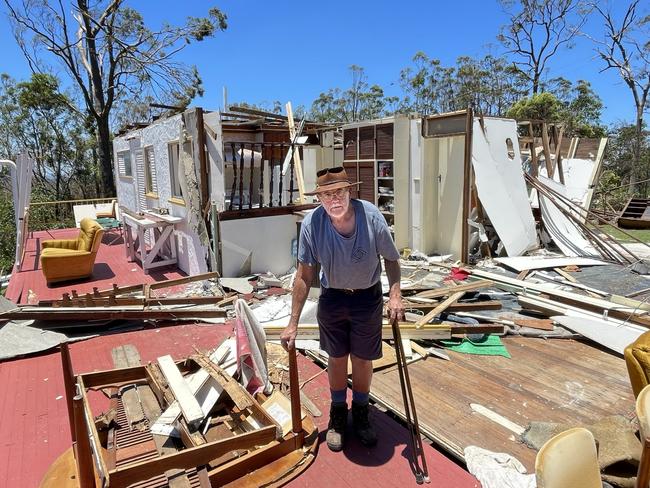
xmin=532 ymin=70 xmax=540 ymax=95
xmin=96 ymin=115 xmax=115 ymax=196
xmin=630 ymin=105 xmax=643 ymax=196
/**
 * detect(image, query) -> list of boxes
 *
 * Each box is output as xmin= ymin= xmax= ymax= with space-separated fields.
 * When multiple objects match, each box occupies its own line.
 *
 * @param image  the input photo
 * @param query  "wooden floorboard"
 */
xmin=370 ymin=335 xmax=635 ymax=472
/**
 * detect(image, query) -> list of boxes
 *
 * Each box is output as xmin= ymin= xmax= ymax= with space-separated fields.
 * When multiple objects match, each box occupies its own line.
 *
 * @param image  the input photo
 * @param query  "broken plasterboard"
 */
xmin=471 ymin=118 xmax=537 ymax=256
xmin=551 ymin=315 xmax=643 ymax=355
xmin=493 ymin=256 xmax=606 ymax=272
xmin=537 ymin=175 xmax=599 ymax=257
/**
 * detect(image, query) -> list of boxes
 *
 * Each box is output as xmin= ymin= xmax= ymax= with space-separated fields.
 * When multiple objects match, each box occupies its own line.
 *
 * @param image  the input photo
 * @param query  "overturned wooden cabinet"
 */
xmin=42 ymin=344 xmax=318 ymax=488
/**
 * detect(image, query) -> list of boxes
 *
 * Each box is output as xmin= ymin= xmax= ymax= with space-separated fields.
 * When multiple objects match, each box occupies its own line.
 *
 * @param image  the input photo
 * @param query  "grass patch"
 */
xmin=599 ymin=224 xmax=650 ymax=243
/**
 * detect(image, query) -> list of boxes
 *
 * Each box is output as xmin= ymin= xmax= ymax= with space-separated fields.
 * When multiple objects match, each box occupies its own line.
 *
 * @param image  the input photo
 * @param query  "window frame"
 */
xmin=118 ymin=150 xmax=133 ymax=178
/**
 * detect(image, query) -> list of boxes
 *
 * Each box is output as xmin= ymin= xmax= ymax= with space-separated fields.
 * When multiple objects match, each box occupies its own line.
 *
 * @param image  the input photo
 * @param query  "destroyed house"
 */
xmin=113 ymin=106 xmax=615 ymax=281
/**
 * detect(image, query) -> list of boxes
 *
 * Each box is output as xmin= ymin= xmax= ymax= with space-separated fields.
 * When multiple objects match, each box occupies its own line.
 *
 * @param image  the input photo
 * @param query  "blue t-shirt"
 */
xmin=298 ymin=199 xmax=400 ymax=289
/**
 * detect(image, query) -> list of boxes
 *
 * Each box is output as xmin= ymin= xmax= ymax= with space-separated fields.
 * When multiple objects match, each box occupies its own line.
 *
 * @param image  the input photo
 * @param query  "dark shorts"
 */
xmin=317 ymin=281 xmax=384 ymax=360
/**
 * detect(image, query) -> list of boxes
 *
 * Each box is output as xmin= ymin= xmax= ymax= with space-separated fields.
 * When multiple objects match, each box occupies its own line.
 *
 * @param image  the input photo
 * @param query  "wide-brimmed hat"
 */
xmin=305 ymin=166 xmax=361 ymax=196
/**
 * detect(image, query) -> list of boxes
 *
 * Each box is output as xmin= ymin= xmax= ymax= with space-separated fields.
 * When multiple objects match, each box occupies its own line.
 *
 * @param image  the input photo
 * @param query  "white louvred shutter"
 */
xmin=117 ymin=153 xmax=125 ymax=176
xmin=135 ymin=149 xmax=146 ymax=212
xmin=148 ymin=147 xmax=158 ymax=194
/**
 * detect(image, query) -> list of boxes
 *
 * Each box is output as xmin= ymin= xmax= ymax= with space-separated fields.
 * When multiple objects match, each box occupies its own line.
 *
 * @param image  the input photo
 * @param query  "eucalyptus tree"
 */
xmin=4 ymin=0 xmax=227 ymax=195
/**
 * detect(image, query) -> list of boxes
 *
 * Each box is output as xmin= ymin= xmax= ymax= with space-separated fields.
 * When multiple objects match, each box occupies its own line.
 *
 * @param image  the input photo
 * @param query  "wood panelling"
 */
xmin=376 ymin=123 xmax=394 ymax=159
xmin=358 ymin=162 xmax=376 ymax=204
xmin=343 ymin=162 xmax=359 ymax=199
xmin=344 ymin=128 xmax=358 ymax=161
xmin=358 ymin=126 xmax=376 ymax=160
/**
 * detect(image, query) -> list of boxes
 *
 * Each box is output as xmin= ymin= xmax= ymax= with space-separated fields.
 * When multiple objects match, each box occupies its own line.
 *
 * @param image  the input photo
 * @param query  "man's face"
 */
xmin=318 ymin=187 xmax=350 ymax=219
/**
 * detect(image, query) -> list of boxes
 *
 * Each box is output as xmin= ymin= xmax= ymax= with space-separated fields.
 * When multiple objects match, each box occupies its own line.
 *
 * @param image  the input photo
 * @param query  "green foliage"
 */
xmin=397 ymin=53 xmax=527 ymax=116
xmin=0 ymin=73 xmax=98 ymax=201
xmin=506 ymin=80 xmax=606 ymax=137
xmin=310 ymin=66 xmax=396 ymax=123
xmin=602 ymin=122 xmax=650 ymax=197
xmin=592 ymin=170 xmax=631 ymax=213
xmin=0 ymin=185 xmax=15 ymax=275
xmin=548 ymin=78 xmax=606 ymax=137
xmin=507 ymin=92 xmax=564 ymax=121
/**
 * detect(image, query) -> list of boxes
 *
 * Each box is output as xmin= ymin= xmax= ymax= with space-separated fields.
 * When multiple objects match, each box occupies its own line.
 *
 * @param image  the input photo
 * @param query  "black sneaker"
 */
xmin=326 ymin=402 xmax=348 ymax=452
xmin=351 ymin=401 xmax=377 ymax=447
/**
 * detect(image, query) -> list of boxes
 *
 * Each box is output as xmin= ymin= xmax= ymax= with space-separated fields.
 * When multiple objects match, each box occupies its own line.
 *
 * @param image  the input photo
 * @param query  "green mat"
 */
xmin=440 ymin=334 xmax=511 ymax=358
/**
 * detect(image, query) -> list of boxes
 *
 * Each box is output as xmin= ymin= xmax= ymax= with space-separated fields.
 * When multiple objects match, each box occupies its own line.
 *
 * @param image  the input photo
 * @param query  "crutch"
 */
xmin=391 ymin=317 xmax=430 ymax=484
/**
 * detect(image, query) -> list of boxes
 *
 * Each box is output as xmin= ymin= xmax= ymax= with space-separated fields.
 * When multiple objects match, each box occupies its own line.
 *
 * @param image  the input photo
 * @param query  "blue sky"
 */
xmin=0 ymin=0 xmax=640 ymax=125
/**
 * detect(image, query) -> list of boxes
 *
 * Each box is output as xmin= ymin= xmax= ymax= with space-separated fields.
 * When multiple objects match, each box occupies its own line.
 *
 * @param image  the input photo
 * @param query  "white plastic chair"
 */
xmin=535 ymin=427 xmax=601 ymax=488
xmin=636 ymin=384 xmax=650 ymax=488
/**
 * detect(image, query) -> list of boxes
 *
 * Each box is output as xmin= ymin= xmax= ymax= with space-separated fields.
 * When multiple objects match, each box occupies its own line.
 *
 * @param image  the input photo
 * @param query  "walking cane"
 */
xmin=391 ymin=317 xmax=430 ymax=484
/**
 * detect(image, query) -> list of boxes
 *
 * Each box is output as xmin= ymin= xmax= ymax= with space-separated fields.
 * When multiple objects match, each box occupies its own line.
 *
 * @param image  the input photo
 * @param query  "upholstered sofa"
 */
xmin=40 ymin=218 xmax=104 ymax=284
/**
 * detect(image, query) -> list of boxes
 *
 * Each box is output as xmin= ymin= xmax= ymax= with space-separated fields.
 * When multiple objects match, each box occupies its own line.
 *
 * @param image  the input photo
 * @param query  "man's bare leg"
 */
xmin=350 ymin=354 xmax=373 ymax=393
xmin=328 ymin=354 xmax=349 ymax=390
xmin=326 ymin=354 xmax=349 ymax=452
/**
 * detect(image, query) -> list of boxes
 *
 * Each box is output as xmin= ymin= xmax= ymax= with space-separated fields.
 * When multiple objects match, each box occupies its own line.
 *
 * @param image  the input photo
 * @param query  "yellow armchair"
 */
xmin=624 ymin=330 xmax=650 ymax=398
xmin=40 ymin=218 xmax=104 ymax=284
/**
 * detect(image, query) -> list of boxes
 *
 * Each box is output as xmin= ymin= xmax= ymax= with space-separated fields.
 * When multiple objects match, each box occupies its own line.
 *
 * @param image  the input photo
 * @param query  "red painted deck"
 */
xmin=5 ymin=227 xmax=185 ymax=304
xmin=0 ymin=324 xmax=479 ymax=488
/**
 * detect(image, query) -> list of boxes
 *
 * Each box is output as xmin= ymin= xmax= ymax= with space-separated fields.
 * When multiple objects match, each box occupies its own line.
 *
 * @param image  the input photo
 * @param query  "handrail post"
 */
xmin=287 ymin=346 xmax=303 ymax=435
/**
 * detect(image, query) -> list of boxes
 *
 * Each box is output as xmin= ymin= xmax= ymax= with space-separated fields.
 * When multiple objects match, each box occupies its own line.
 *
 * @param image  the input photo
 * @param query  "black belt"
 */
xmin=327 ymin=282 xmax=379 ymax=295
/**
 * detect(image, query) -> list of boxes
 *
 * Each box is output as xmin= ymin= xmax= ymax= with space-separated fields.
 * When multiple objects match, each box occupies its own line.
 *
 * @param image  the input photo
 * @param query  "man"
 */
xmin=281 ymin=166 xmax=404 ymax=452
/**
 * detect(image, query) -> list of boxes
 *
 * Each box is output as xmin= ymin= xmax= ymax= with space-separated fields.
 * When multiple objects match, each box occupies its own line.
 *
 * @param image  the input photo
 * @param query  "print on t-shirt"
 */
xmin=351 ymin=247 xmax=367 ymax=263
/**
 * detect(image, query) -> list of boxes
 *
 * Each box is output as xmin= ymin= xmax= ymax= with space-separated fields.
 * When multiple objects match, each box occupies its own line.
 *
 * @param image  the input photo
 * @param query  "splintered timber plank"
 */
xmin=416 ymin=291 xmax=466 ymax=327
xmin=263 ymin=322 xmax=452 ymax=341
xmin=43 ymin=295 xmax=226 ymax=308
xmin=191 ymin=354 xmax=253 ymax=411
xmin=414 ymin=279 xmax=493 ymax=299
xmin=145 ymin=363 xmax=206 ymax=448
xmin=0 ymin=306 xmax=228 ymax=321
xmin=157 ymin=355 xmax=205 ymax=425
xmin=404 ymin=300 xmax=502 ymax=311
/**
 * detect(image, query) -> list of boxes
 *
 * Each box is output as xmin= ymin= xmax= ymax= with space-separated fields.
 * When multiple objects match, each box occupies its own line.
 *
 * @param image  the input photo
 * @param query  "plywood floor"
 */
xmin=370 ymin=335 xmax=635 ymax=472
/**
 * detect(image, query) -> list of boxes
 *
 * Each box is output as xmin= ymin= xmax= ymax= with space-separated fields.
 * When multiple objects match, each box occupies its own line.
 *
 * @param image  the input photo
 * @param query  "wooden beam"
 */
xmin=0 ymin=306 xmax=227 ymax=321
xmin=157 ymin=355 xmax=204 ymax=425
xmin=414 ymin=279 xmax=493 ymax=299
xmin=77 ymin=376 xmax=109 ymax=483
xmin=72 ymin=393 xmax=96 ymax=488
xmin=108 ymin=426 xmax=277 ymax=488
xmin=416 ymin=291 xmax=466 ymax=327
xmin=403 ymin=300 xmax=502 ymax=312
xmin=149 ymin=271 xmax=221 ymax=290
xmin=82 ymin=365 xmax=150 ymax=388
xmin=286 ymin=102 xmax=306 ymax=204
xmin=541 ymin=122 xmax=554 ymax=177
xmin=191 ymin=354 xmax=254 ymax=412
xmin=287 ymin=346 xmax=303 ymax=435
xmin=60 ymin=343 xmax=76 ymax=443
xmin=263 ymin=322 xmax=452 ymax=341
xmin=553 ymin=125 xmax=565 ymax=185
xmin=218 ymin=203 xmax=318 ymax=221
